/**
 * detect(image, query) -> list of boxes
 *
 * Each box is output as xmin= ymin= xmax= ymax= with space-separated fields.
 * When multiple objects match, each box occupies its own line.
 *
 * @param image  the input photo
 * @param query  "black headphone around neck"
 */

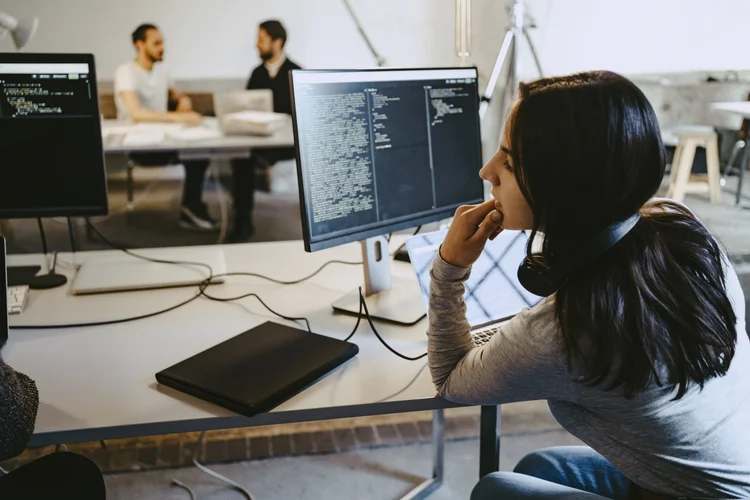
xmin=517 ymin=213 xmax=642 ymax=297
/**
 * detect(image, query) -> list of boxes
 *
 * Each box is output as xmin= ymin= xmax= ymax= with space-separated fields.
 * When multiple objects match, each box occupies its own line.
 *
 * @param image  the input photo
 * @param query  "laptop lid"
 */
xmin=406 ymin=229 xmax=542 ymax=329
xmin=71 ymin=247 xmax=227 ymax=295
xmin=1 ymin=237 xmax=8 ymax=349
xmin=156 ymin=321 xmax=359 ymax=417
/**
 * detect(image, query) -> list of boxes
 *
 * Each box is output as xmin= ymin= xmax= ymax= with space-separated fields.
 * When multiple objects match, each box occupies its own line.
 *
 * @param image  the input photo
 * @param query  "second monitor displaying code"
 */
xmin=293 ymin=69 xmax=483 ymax=244
xmin=0 ymin=73 xmax=94 ymax=119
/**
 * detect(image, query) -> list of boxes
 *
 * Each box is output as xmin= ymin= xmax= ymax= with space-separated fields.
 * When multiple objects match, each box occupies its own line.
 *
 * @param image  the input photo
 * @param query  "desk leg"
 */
xmin=739 ymin=122 xmax=750 ymax=206
xmin=126 ymin=160 xmax=135 ymax=211
xmin=479 ymin=405 xmax=501 ymax=478
xmin=400 ymin=409 xmax=444 ymax=500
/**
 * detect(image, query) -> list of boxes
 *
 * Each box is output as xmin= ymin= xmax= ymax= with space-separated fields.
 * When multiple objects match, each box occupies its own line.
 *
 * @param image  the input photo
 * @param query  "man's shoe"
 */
xmin=179 ymin=205 xmax=219 ymax=231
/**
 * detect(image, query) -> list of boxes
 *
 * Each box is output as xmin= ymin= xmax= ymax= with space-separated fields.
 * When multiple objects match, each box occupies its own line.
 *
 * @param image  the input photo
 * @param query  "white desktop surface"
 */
xmin=101 ymin=117 xmax=296 ymax=154
xmin=6 ymin=239 xmax=452 ymax=446
xmin=711 ymin=101 xmax=750 ymax=118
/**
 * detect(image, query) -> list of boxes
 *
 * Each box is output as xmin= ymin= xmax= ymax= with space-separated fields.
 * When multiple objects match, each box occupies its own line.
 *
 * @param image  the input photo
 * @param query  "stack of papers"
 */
xmin=165 ymin=127 xmax=223 ymax=142
xmin=221 ymin=111 xmax=288 ymax=136
xmin=102 ymin=122 xmax=223 ymax=145
xmin=103 ymin=122 xmax=183 ymax=146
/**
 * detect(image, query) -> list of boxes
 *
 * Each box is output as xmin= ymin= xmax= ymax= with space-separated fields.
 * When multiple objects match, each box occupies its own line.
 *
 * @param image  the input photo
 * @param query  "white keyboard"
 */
xmin=7 ymin=285 xmax=28 ymax=315
xmin=473 ymin=325 xmax=501 ymax=346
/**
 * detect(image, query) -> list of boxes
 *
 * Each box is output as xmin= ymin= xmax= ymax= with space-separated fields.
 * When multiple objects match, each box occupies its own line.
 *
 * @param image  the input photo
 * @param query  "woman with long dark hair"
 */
xmin=428 ymin=71 xmax=749 ymax=499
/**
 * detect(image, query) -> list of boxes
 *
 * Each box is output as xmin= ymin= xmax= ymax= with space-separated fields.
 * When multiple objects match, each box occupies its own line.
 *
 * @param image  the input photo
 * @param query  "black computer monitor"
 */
xmin=0 ymin=53 xmax=108 ymax=218
xmin=290 ymin=67 xmax=484 ymax=324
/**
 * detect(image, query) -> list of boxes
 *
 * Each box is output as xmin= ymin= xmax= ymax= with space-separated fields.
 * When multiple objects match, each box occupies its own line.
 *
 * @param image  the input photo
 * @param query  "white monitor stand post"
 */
xmin=332 ymin=235 xmax=425 ymax=325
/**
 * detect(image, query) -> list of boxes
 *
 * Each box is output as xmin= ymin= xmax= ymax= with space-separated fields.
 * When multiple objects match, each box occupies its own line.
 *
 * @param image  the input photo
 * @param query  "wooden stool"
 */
xmin=666 ymin=126 xmax=722 ymax=203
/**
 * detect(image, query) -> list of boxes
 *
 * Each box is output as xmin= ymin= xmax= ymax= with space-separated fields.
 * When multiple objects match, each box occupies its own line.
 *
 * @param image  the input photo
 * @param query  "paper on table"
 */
xmin=221 ymin=111 xmax=288 ymax=136
xmin=223 ymin=110 xmax=288 ymax=124
xmin=121 ymin=130 xmax=166 ymax=146
xmin=102 ymin=122 xmax=185 ymax=139
xmin=134 ymin=123 xmax=186 ymax=133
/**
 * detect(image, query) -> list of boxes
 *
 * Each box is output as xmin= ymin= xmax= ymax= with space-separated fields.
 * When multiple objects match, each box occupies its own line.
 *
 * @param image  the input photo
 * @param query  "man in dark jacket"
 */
xmin=229 ymin=20 xmax=301 ymax=243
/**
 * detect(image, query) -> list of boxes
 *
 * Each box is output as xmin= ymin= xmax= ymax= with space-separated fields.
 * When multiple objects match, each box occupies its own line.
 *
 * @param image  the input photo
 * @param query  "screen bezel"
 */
xmin=290 ymin=67 xmax=484 ymax=252
xmin=0 ymin=53 xmax=109 ymax=219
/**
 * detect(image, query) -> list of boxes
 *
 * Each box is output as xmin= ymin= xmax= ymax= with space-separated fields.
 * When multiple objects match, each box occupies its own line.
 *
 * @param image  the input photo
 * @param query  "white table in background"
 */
xmin=101 ymin=117 xmax=295 ymax=159
xmin=7 ymin=239 xmax=497 ymax=499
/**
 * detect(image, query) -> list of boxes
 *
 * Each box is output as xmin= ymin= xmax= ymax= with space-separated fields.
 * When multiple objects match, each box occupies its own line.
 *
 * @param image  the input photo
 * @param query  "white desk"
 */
xmin=711 ymin=102 xmax=749 ymax=205
xmin=7 ymin=239 xmax=486 ymax=498
xmin=102 ymin=117 xmax=295 ymax=158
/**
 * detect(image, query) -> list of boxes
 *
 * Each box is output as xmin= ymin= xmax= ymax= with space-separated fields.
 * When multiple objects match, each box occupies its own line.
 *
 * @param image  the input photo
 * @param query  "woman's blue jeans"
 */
xmin=471 ymin=446 xmax=631 ymax=500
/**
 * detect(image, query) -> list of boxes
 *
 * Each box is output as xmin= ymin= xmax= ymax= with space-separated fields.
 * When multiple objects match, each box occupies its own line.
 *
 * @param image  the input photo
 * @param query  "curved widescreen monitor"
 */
xmin=0 ymin=53 xmax=108 ymax=218
xmin=291 ymin=67 xmax=483 ymax=252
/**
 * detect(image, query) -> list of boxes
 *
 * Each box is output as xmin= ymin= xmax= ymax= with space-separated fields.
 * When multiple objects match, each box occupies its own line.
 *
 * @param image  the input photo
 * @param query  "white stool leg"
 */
xmin=668 ymin=139 xmax=697 ymax=203
xmin=705 ymin=135 xmax=722 ymax=204
xmin=669 ymin=143 xmax=684 ymax=192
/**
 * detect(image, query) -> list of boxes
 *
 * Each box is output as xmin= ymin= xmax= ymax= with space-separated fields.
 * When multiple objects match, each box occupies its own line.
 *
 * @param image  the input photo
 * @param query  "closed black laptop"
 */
xmin=155 ymin=322 xmax=359 ymax=417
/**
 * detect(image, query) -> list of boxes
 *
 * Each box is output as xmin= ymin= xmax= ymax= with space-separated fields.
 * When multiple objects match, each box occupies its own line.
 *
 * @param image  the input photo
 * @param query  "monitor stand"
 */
xmin=332 ymin=235 xmax=425 ymax=326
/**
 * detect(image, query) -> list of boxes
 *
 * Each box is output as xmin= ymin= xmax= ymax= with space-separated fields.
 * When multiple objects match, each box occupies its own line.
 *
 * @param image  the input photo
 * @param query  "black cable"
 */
xmin=204 ymin=262 xmax=361 ymax=287
xmin=51 ymin=251 xmax=59 ymax=274
xmin=67 ymin=217 xmax=77 ymax=253
xmin=392 ymin=225 xmax=423 ymax=256
xmin=37 ymin=218 xmax=49 ymax=256
xmin=343 ymin=287 xmax=364 ymax=342
xmin=85 ymin=220 xmax=215 ymax=277
xmin=357 ymin=289 xmax=427 ymax=361
xmin=199 ymin=285 xmax=313 ymax=333
xmin=9 ymin=286 xmax=208 ymax=330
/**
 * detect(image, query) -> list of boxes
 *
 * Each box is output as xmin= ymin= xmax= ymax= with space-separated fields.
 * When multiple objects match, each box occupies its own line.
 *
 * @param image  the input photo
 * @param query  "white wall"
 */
xmin=4 ymin=0 xmax=749 ymax=81
xmin=1 ymin=0 xmax=503 ymax=81
xmin=521 ymin=0 xmax=750 ymax=79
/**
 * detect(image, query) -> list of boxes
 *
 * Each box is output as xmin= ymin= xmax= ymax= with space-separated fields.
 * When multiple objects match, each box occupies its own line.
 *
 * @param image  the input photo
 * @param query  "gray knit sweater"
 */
xmin=0 ymin=357 xmax=38 ymax=461
xmin=428 ymin=254 xmax=750 ymax=498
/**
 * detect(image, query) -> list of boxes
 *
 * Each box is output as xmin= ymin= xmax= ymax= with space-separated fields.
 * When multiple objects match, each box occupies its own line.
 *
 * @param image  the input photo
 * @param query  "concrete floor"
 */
xmin=674 ymin=176 xmax=750 ymax=259
xmin=104 ymin=429 xmax=583 ymax=500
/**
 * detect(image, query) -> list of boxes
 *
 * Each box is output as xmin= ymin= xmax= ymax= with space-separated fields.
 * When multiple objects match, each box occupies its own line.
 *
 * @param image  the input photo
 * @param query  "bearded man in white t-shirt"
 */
xmin=114 ymin=24 xmax=217 ymax=231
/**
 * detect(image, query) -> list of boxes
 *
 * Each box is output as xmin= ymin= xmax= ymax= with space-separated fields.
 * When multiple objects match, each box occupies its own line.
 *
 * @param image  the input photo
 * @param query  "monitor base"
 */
xmin=28 ymin=272 xmax=68 ymax=290
xmin=332 ymin=277 xmax=425 ymax=326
